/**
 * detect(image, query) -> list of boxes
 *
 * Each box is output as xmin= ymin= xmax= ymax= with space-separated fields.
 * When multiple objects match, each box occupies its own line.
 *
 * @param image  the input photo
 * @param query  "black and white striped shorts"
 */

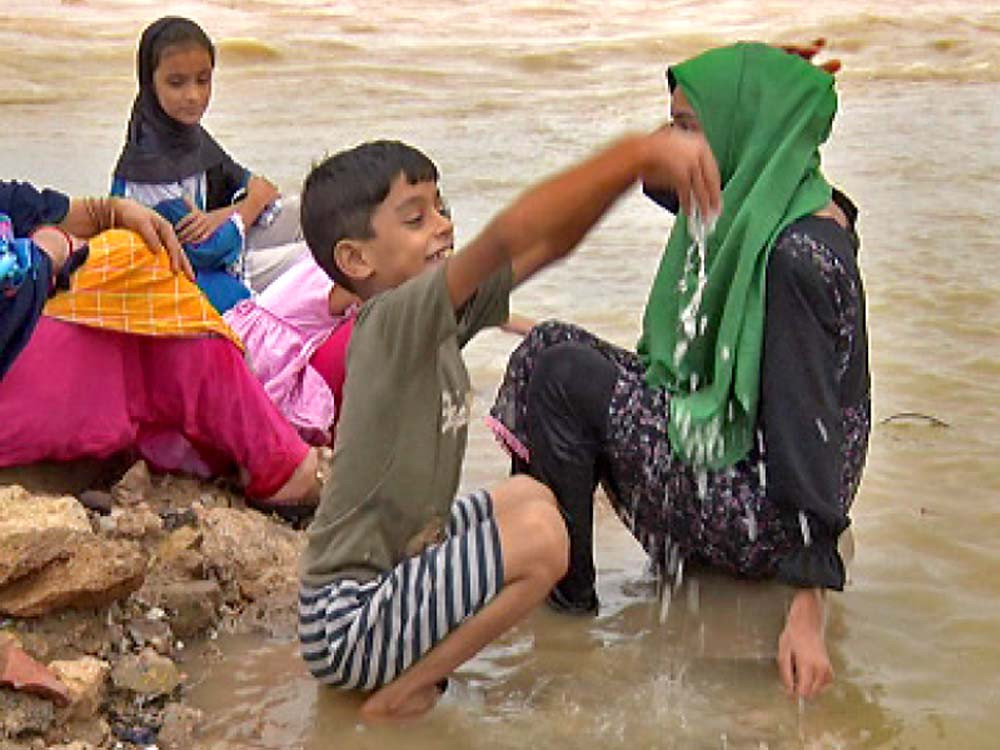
xmin=298 ymin=489 xmax=503 ymax=691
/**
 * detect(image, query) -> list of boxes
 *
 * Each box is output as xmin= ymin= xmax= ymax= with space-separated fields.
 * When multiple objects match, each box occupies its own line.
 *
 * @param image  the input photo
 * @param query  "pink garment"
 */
xmin=0 ymin=317 xmax=309 ymax=499
xmin=224 ymin=255 xmax=351 ymax=445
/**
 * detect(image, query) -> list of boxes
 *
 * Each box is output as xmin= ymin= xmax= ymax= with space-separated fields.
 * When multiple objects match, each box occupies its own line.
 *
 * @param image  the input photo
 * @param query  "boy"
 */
xmin=298 ymin=133 xmax=720 ymax=721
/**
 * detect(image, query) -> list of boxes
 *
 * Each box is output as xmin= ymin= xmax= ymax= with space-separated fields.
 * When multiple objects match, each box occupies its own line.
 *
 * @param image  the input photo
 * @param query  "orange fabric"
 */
xmin=44 ymin=229 xmax=241 ymax=349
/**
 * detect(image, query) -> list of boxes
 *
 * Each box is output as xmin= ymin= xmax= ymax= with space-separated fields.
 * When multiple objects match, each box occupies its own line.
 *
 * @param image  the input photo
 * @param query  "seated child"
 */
xmin=297 ymin=134 xmax=720 ymax=721
xmin=223 ymin=253 xmax=358 ymax=445
xmin=111 ymin=16 xmax=305 ymax=313
xmin=1 ymin=180 xmax=188 ymax=379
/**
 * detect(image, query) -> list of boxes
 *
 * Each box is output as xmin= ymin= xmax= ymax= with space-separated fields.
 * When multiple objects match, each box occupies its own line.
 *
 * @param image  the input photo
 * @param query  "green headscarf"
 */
xmin=637 ymin=42 xmax=836 ymax=469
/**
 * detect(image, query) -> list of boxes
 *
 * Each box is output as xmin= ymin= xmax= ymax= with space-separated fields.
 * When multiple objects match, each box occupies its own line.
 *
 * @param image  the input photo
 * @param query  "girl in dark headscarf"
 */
xmin=111 ymin=16 xmax=303 ymax=312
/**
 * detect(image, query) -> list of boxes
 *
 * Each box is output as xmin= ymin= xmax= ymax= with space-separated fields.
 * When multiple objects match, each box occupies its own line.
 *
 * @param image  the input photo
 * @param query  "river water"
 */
xmin=4 ymin=1 xmax=999 ymax=747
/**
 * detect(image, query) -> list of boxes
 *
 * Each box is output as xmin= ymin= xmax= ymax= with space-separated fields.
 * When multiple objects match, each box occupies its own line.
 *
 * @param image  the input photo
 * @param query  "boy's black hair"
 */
xmin=145 ymin=17 xmax=216 ymax=79
xmin=300 ymin=140 xmax=439 ymax=291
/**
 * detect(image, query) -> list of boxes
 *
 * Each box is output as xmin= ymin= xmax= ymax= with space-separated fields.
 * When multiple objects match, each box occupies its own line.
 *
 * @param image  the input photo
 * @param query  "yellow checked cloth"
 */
xmin=44 ymin=229 xmax=243 ymax=350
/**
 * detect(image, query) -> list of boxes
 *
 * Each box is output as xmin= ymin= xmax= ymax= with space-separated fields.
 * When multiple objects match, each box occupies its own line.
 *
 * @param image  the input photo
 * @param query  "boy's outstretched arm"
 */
xmin=445 ymin=127 xmax=720 ymax=309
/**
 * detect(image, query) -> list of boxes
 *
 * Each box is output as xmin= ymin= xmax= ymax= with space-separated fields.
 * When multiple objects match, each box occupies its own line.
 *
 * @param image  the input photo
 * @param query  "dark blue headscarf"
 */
xmin=112 ymin=16 xmax=232 ymax=184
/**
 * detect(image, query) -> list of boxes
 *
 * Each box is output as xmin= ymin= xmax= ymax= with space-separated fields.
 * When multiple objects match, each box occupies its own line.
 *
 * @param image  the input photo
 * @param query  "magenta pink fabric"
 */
xmin=308 ymin=316 xmax=354 ymax=423
xmin=223 ymin=256 xmax=352 ymax=444
xmin=0 ymin=317 xmax=308 ymax=498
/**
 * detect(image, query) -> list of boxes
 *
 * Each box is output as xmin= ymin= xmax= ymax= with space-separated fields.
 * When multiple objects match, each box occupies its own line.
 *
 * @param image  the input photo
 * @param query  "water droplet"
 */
xmin=745 ymin=508 xmax=758 ymax=541
xmin=687 ymin=576 xmax=700 ymax=615
xmin=815 ymin=417 xmax=828 ymax=442
xmin=659 ymin=581 xmax=672 ymax=624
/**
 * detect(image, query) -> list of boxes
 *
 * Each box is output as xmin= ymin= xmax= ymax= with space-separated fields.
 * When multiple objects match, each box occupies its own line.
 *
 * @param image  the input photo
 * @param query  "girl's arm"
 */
xmin=232 ymin=175 xmax=280 ymax=229
xmin=177 ymin=176 xmax=279 ymax=245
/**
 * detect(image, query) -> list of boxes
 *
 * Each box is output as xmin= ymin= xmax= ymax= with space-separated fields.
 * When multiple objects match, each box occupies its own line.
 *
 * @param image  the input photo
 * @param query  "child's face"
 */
xmin=153 ymin=43 xmax=213 ymax=126
xmin=670 ymin=88 xmax=703 ymax=135
xmin=360 ymin=175 xmax=454 ymax=290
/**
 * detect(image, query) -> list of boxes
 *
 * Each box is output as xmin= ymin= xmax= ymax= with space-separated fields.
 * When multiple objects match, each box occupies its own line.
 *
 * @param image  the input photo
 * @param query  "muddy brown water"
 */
xmin=5 ymin=1 xmax=999 ymax=746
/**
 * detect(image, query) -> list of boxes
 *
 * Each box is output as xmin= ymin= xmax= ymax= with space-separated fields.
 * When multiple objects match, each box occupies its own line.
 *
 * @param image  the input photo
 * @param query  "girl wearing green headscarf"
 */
xmin=489 ymin=42 xmax=870 ymax=699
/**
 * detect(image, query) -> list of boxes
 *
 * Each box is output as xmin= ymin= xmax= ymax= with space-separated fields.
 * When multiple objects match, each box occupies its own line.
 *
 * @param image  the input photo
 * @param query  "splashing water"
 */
xmin=799 ymin=511 xmax=812 ymax=547
xmin=745 ymin=507 xmax=758 ymax=542
xmin=672 ymin=204 xmax=717 ymax=370
xmin=815 ymin=417 xmax=829 ymax=443
xmin=686 ymin=575 xmax=700 ymax=615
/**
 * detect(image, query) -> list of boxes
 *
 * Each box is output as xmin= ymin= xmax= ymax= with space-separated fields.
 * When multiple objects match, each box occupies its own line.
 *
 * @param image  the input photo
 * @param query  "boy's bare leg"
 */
xmin=359 ymin=475 xmax=569 ymax=722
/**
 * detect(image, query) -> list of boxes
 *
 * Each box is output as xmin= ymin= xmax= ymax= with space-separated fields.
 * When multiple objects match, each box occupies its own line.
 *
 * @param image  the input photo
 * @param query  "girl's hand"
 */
xmin=176 ymin=195 xmax=231 ymax=245
xmin=777 ymin=588 xmax=833 ymax=699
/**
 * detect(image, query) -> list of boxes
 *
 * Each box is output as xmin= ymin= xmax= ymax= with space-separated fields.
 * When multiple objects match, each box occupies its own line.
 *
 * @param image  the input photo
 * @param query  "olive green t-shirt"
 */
xmin=300 ymin=262 xmax=513 ymax=587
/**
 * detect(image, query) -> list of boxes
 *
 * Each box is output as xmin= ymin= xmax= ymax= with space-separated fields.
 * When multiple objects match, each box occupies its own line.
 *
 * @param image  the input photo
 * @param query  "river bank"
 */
xmin=0 ymin=458 xmax=316 ymax=749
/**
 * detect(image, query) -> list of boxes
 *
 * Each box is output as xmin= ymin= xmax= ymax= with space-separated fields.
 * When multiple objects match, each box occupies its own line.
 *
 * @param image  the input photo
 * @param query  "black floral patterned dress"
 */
xmin=489 ymin=203 xmax=870 ymax=596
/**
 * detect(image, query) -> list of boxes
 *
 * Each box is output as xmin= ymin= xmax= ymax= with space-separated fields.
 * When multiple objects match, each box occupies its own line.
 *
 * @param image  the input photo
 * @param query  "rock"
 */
xmin=110 ymin=648 xmax=180 ymax=696
xmin=9 ymin=609 xmax=117 ymax=663
xmin=48 ymin=657 xmax=108 ymax=720
xmin=159 ymin=507 xmax=197 ymax=532
xmin=112 ymin=503 xmax=163 ymax=540
xmin=198 ymin=508 xmax=302 ymax=602
xmin=75 ymin=491 xmax=112 ymax=516
xmin=0 ymin=488 xmax=90 ymax=587
xmin=111 ymin=724 xmax=157 ymax=745
xmin=158 ymin=703 xmax=203 ymax=750
xmin=127 ymin=619 xmax=173 ymax=655
xmin=157 ymin=581 xmax=221 ymax=638
xmin=110 ymin=461 xmax=152 ymax=507
xmin=0 ymin=631 xmax=20 ymax=652
xmin=46 ymin=742 xmax=98 ymax=750
xmin=0 ymin=642 xmax=70 ymax=706
xmin=44 ymin=716 xmax=109 ymax=748
xmin=156 ymin=527 xmax=205 ymax=577
xmin=0 ymin=690 xmax=55 ymax=736
xmin=0 ymin=539 xmax=147 ymax=618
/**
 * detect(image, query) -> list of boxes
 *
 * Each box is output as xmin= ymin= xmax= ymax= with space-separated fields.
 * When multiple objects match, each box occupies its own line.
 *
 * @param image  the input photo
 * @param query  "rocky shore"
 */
xmin=0 ymin=460 xmax=312 ymax=750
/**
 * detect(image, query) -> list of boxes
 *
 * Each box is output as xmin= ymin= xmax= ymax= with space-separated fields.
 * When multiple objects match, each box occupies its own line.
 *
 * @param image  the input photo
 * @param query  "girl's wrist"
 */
xmin=30 ymin=225 xmax=73 ymax=272
xmin=787 ymin=588 xmax=825 ymax=629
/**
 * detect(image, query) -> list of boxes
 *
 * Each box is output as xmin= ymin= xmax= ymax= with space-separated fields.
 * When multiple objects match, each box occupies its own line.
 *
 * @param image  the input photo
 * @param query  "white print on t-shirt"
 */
xmin=441 ymin=390 xmax=474 ymax=435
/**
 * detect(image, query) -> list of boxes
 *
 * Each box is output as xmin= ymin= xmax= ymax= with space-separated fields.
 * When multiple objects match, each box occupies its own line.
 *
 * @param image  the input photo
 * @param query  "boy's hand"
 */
xmin=177 ymin=196 xmax=232 ymax=246
xmin=777 ymin=588 xmax=833 ymax=699
xmin=640 ymin=126 xmax=721 ymax=221
xmin=114 ymin=198 xmax=194 ymax=280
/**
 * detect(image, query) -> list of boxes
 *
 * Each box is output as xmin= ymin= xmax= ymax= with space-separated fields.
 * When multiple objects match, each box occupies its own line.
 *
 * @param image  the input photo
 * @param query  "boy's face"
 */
xmin=153 ymin=43 xmax=213 ymax=126
xmin=357 ymin=175 xmax=454 ymax=291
